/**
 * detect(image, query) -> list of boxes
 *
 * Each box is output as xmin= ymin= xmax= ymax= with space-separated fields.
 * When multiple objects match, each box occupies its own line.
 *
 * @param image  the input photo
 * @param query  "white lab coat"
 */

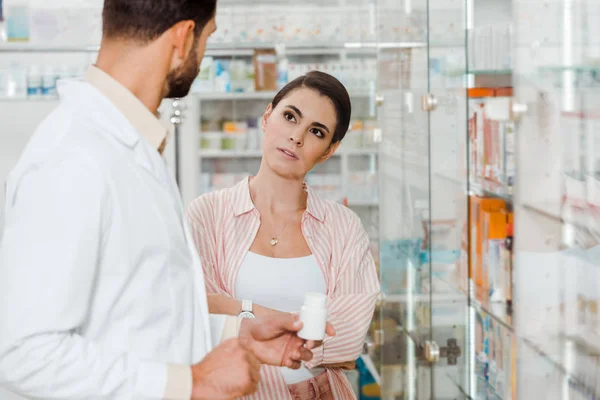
xmin=0 ymin=79 xmax=225 ymax=399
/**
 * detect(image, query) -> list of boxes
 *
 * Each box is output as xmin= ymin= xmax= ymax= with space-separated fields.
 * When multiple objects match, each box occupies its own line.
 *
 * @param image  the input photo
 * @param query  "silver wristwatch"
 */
xmin=238 ymin=299 xmax=255 ymax=319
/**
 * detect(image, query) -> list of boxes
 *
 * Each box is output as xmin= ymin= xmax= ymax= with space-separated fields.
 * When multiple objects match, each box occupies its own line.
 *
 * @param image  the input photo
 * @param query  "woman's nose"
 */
xmin=289 ymin=134 xmax=303 ymax=147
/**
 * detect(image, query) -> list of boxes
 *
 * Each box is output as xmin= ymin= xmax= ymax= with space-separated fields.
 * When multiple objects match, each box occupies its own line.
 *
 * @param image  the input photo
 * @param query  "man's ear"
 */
xmin=170 ymin=20 xmax=196 ymax=60
xmin=262 ymin=103 xmax=273 ymax=132
xmin=319 ymin=141 xmax=341 ymax=163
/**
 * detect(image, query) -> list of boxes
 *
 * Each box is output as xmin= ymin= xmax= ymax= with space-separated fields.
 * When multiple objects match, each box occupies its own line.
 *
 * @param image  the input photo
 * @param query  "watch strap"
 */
xmin=242 ymin=299 xmax=253 ymax=313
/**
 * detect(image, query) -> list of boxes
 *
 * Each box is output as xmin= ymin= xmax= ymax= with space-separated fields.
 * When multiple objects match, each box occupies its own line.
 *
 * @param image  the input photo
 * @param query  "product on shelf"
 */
xmin=468 ymin=95 xmax=515 ymax=193
xmin=503 ymin=214 xmax=514 ymax=307
xmin=199 ymin=132 xmax=222 ymax=150
xmin=192 ymin=57 xmax=215 ymax=92
xmin=221 ymin=121 xmax=248 ymax=151
xmin=230 ymin=59 xmax=254 ymax=93
xmin=468 ymin=24 xmax=513 ymax=72
xmin=210 ymin=5 xmax=377 ymax=45
xmin=0 ymin=62 xmax=82 ymax=99
xmin=253 ymin=49 xmax=277 ymax=91
xmin=214 ymin=59 xmax=231 ymax=93
xmin=484 ymin=208 xmax=507 ymax=303
xmin=469 ymin=196 xmax=506 ymax=301
xmin=475 ymin=308 xmax=489 ymax=398
xmin=200 ymin=116 xmax=263 ymax=152
xmin=487 ymin=318 xmax=497 ymax=395
xmin=4 ymin=2 xmax=29 ymax=42
xmin=305 ymin=173 xmax=342 ymax=202
xmin=191 ymin=58 xmax=377 ymax=95
xmin=475 ymin=308 xmax=517 ymax=400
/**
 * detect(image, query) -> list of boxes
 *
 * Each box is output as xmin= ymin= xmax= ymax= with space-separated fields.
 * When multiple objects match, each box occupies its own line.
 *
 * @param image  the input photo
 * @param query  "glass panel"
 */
xmin=427 ymin=0 xmax=471 ymax=397
xmin=513 ymin=0 xmax=600 ymax=399
xmin=375 ymin=0 xmax=432 ymax=398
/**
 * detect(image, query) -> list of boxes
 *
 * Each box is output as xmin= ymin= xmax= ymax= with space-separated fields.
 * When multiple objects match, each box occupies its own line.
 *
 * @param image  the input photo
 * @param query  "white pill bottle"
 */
xmin=298 ymin=293 xmax=328 ymax=340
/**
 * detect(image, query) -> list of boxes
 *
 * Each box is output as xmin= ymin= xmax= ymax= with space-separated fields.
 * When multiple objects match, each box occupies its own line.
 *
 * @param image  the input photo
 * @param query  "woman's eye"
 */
xmin=311 ymin=128 xmax=324 ymax=138
xmin=284 ymin=112 xmax=296 ymax=123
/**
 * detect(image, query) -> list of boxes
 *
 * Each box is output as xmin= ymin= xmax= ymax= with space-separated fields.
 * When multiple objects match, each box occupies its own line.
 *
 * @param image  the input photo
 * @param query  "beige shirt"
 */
xmin=86 ymin=66 xmax=172 ymax=154
xmin=86 ymin=65 xmax=240 ymax=400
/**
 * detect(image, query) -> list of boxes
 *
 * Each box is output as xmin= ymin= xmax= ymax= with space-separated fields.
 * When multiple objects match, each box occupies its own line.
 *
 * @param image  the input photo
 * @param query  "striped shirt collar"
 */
xmin=232 ymin=177 xmax=326 ymax=222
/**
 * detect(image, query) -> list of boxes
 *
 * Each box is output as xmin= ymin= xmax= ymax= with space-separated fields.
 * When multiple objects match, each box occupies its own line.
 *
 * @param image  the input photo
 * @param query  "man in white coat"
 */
xmin=0 ymin=0 xmax=332 ymax=399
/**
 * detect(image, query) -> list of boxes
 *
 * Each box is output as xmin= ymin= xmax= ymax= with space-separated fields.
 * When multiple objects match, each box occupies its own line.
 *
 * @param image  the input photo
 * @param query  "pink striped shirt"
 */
xmin=186 ymin=177 xmax=380 ymax=400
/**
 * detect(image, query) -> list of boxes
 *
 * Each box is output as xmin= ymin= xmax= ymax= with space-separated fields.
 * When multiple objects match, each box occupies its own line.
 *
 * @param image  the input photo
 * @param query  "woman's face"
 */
xmin=261 ymin=87 xmax=340 ymax=179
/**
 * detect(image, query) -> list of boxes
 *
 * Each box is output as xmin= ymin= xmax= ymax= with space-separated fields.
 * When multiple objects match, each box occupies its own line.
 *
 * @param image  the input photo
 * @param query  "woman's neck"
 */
xmin=249 ymin=169 xmax=307 ymax=215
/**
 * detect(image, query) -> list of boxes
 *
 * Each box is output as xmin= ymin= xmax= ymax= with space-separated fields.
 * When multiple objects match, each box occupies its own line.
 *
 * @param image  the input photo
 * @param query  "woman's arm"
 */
xmin=305 ymin=215 xmax=380 ymax=369
xmin=207 ymin=294 xmax=284 ymax=318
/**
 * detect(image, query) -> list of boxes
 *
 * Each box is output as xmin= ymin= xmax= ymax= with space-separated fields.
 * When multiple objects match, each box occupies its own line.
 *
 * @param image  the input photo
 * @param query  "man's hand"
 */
xmin=190 ymin=338 xmax=260 ymax=400
xmin=239 ymin=313 xmax=316 ymax=369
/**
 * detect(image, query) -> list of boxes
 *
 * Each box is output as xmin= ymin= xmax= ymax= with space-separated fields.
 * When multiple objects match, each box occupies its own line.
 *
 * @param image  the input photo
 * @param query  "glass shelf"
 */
xmin=0 ymin=97 xmax=60 ymax=102
xmin=0 ymin=41 xmax=427 ymax=54
xmin=521 ymin=202 xmax=591 ymax=233
xmin=472 ymin=297 xmax=513 ymax=334
xmin=467 ymin=69 xmax=513 ymax=75
xmin=193 ymin=90 xmax=372 ymax=100
xmin=0 ymin=43 xmax=100 ymax=52
xmin=539 ymin=65 xmax=600 ymax=74
xmin=434 ymin=173 xmax=512 ymax=203
xmin=520 ymin=335 xmax=600 ymax=399
xmin=469 ymin=178 xmax=512 ymax=203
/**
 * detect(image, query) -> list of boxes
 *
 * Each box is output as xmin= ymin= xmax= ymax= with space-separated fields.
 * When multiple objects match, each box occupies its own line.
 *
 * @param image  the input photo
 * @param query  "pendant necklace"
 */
xmin=250 ymin=185 xmax=307 ymax=246
xmin=269 ymin=222 xmax=289 ymax=246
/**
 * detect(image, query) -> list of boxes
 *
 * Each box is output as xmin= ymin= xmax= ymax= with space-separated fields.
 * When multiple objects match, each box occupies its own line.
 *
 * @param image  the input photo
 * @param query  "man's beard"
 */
xmin=165 ymin=45 xmax=200 ymax=99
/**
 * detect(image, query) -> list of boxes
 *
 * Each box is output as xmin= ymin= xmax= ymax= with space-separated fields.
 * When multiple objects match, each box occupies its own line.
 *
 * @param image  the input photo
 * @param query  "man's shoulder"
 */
xmin=8 ymin=104 xmax=114 ymax=190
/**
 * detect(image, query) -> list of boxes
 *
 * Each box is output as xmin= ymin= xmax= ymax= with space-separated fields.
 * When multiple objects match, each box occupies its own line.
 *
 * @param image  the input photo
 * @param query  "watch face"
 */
xmin=238 ymin=311 xmax=255 ymax=319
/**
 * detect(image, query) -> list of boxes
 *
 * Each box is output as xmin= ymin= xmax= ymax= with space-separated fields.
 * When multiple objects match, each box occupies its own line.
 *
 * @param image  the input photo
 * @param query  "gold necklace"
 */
xmin=269 ymin=223 xmax=289 ymax=246
xmin=249 ymin=185 xmax=307 ymax=246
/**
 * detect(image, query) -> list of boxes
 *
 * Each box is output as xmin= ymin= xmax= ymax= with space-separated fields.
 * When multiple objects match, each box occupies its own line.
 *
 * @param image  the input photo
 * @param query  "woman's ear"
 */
xmin=319 ymin=141 xmax=341 ymax=163
xmin=262 ymin=103 xmax=273 ymax=132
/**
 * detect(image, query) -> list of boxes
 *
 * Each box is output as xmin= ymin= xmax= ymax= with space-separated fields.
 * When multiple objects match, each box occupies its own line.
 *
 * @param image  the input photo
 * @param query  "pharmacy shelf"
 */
xmin=445 ymin=371 xmax=482 ymax=400
xmin=539 ymin=65 xmax=600 ymax=74
xmin=435 ymin=273 xmax=514 ymax=334
xmin=446 ymin=280 xmax=600 ymax=399
xmin=471 ymin=297 xmax=513 ymax=334
xmin=0 ymin=41 xmax=426 ymax=54
xmin=383 ymin=276 xmax=466 ymax=305
xmin=521 ymin=202 xmax=589 ymax=232
xmin=0 ymin=97 xmax=61 ymax=102
xmin=206 ymin=41 xmax=427 ymax=54
xmin=467 ymin=69 xmax=513 ymax=75
xmin=192 ymin=90 xmax=372 ymax=100
xmin=199 ymin=148 xmax=377 ymax=158
xmin=0 ymin=43 xmax=100 ymax=52
xmin=194 ymin=91 xmax=277 ymax=100
xmin=519 ymin=335 xmax=600 ymax=399
xmin=469 ymin=178 xmax=512 ymax=203
xmin=435 ymin=173 xmax=512 ymax=202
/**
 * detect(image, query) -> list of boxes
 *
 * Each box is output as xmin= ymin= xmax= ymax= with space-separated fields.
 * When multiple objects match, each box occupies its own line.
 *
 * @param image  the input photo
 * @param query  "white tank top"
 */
xmin=235 ymin=251 xmax=327 ymax=384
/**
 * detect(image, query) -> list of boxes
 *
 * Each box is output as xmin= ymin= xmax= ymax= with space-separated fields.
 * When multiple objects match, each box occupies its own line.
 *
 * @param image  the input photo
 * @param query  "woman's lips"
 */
xmin=277 ymin=147 xmax=298 ymax=160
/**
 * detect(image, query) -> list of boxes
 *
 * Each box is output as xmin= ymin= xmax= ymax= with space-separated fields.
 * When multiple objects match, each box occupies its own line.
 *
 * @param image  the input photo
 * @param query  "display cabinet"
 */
xmin=1 ymin=0 xmax=599 ymax=399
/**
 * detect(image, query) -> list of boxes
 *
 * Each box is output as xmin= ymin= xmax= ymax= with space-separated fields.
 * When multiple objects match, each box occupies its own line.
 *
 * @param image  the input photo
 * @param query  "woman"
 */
xmin=186 ymin=71 xmax=380 ymax=400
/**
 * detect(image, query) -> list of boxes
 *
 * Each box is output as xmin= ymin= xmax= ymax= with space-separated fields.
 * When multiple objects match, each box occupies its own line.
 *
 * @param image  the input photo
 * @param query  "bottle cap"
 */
xmin=304 ymin=292 xmax=327 ymax=308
